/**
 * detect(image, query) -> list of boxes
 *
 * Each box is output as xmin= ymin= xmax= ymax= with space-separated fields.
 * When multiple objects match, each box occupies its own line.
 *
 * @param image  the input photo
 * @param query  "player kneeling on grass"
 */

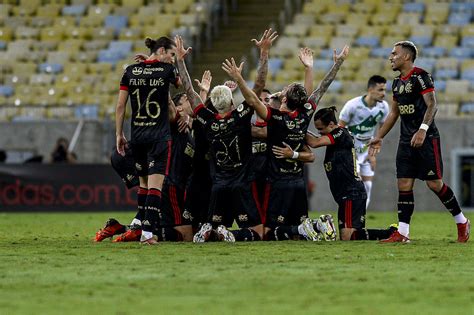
xmin=306 ymin=107 xmax=396 ymax=241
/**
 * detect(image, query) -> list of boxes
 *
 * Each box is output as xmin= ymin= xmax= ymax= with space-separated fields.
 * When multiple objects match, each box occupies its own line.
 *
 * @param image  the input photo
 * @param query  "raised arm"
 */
xmin=222 ymin=58 xmax=269 ymax=120
xmin=308 ymin=45 xmax=349 ymax=105
xmin=298 ymin=47 xmax=314 ymax=94
xmin=194 ymin=70 xmax=212 ymax=101
xmin=251 ymin=28 xmax=278 ymax=96
xmin=272 ymin=142 xmax=315 ymax=163
xmin=174 ymin=35 xmax=202 ymax=109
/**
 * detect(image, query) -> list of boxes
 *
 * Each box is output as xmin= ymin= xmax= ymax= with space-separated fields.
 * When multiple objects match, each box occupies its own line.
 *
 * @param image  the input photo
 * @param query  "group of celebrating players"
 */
xmin=95 ymin=28 xmax=470 ymax=244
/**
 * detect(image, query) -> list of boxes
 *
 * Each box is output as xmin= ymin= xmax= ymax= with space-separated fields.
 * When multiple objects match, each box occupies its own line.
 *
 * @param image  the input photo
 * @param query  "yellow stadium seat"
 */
xmin=88 ymin=63 xmax=113 ymax=75
xmin=179 ymin=13 xmax=199 ymax=27
xmin=435 ymin=58 xmax=458 ymax=70
xmin=114 ymin=6 xmax=137 ymax=16
xmin=40 ymin=27 xmax=65 ymax=41
xmin=12 ymin=63 xmax=37 ymax=76
xmin=143 ymin=25 xmax=173 ymax=39
xmin=54 ymin=17 xmax=77 ymax=28
xmin=336 ymin=25 xmax=359 ymax=38
xmin=461 ymin=60 xmax=474 ymax=71
xmin=4 ymin=74 xmax=31 ymax=85
xmin=309 ymin=25 xmax=334 ymax=37
xmin=12 ymin=5 xmax=37 ymax=17
xmin=359 ymin=25 xmax=386 ymax=37
xmin=345 ymin=14 xmax=370 ymax=26
xmin=319 ymin=12 xmax=346 ymax=24
xmin=274 ymin=69 xmax=302 ymax=85
xmin=119 ymin=28 xmax=143 ymax=40
xmin=47 ymin=107 xmax=74 ymax=120
xmin=461 ymin=25 xmax=474 ymax=37
xmin=411 ymin=25 xmax=435 ymax=37
xmin=122 ymin=0 xmax=144 ymax=6
xmin=87 ymin=5 xmax=114 ymax=18
xmin=302 ymin=2 xmax=328 ymax=15
xmin=293 ymin=14 xmax=315 ymax=26
xmin=0 ymin=5 xmax=11 ymax=18
xmin=352 ymin=2 xmax=376 ymax=14
xmin=436 ymin=25 xmax=459 ymax=36
xmin=386 ymin=24 xmax=411 ymax=37
xmin=153 ymin=14 xmax=179 ymax=28
xmin=32 ymin=41 xmax=58 ymax=52
xmin=15 ymin=27 xmax=40 ymax=40
xmin=396 ymin=13 xmax=422 ymax=26
xmin=36 ymin=4 xmax=61 ymax=18
xmin=30 ymin=74 xmax=55 ymax=85
xmin=436 ymin=102 xmax=459 ymax=118
xmin=433 ymin=35 xmax=458 ymax=49
xmin=341 ymin=81 xmax=367 ymax=95
xmin=302 ymin=36 xmax=329 ymax=49
xmin=284 ymin=24 xmax=309 ymax=38
xmin=90 ymin=27 xmax=115 ymax=40
xmin=0 ymin=28 xmax=13 ymax=41
xmin=445 ymin=80 xmax=470 ymax=95
xmin=371 ymin=12 xmax=397 ymax=25
xmin=329 ymin=37 xmax=353 ymax=49
xmin=58 ymin=39 xmax=83 ymax=52
xmin=64 ymin=27 xmax=91 ymax=40
xmin=381 ymin=36 xmax=403 ymax=48
xmin=80 ymin=15 xmax=105 ymax=28
xmin=63 ymin=63 xmax=88 ymax=77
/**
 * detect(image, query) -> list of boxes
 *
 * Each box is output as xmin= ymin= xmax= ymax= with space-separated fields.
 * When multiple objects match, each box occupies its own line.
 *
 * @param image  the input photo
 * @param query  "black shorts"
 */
xmin=265 ymin=178 xmax=308 ymax=229
xmin=209 ymin=180 xmax=262 ymax=228
xmin=110 ymin=147 xmax=138 ymax=189
xmin=396 ymin=137 xmax=443 ymax=181
xmin=337 ymin=198 xmax=366 ymax=230
xmin=183 ymin=169 xmax=212 ymax=228
xmin=159 ymin=179 xmax=191 ymax=227
xmin=131 ymin=140 xmax=171 ymax=177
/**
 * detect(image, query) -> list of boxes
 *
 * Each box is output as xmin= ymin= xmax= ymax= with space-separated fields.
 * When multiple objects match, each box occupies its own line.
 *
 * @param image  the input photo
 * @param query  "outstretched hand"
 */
xmin=251 ymin=28 xmax=278 ymax=51
xmin=368 ymin=137 xmax=382 ymax=157
xmin=222 ymin=58 xmax=244 ymax=81
xmin=298 ymin=47 xmax=313 ymax=68
xmin=333 ymin=45 xmax=350 ymax=63
xmin=224 ymin=80 xmax=238 ymax=92
xmin=272 ymin=142 xmax=295 ymax=159
xmin=174 ymin=35 xmax=192 ymax=61
xmin=194 ymin=70 xmax=212 ymax=93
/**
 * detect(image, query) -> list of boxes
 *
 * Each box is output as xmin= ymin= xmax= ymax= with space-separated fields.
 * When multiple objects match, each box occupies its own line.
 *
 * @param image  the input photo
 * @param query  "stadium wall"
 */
xmin=0 ymin=119 xmax=472 ymax=211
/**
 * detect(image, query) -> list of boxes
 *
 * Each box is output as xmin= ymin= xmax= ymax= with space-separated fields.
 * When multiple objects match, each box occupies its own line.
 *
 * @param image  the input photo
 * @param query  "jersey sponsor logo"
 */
xmin=237 ymin=104 xmax=244 ymax=112
xmin=333 ymin=129 xmax=344 ymax=139
xmin=286 ymin=120 xmax=296 ymax=130
xmin=126 ymin=174 xmax=135 ymax=182
xmin=219 ymin=123 xmax=227 ymax=130
xmin=360 ymin=215 xmax=365 ymax=223
xmin=252 ymin=142 xmax=267 ymax=153
xmin=417 ymin=75 xmax=427 ymax=90
xmin=398 ymin=104 xmax=415 ymax=115
xmin=184 ymin=144 xmax=195 ymax=158
xmin=277 ymin=215 xmax=285 ymax=223
xmin=211 ymin=122 xmax=219 ymax=131
xmin=324 ymin=161 xmax=332 ymax=172
xmin=132 ymin=67 xmax=143 ymax=75
xmin=148 ymin=160 xmax=155 ymax=168
xmin=304 ymin=103 xmax=312 ymax=110
xmin=212 ymin=215 xmax=223 ymax=223
xmin=182 ymin=210 xmax=193 ymax=221
xmin=135 ymin=163 xmax=143 ymax=171
xmin=238 ymin=214 xmax=248 ymax=222
xmin=427 ymin=170 xmax=435 ymax=176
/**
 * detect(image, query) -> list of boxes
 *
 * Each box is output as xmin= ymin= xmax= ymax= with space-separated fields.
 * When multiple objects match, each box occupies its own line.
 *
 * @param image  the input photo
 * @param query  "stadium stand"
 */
xmin=0 ymin=0 xmax=473 ymax=121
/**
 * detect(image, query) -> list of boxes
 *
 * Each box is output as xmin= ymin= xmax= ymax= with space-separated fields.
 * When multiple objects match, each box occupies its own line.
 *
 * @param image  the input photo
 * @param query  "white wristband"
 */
xmin=419 ymin=123 xmax=429 ymax=131
xmin=292 ymin=151 xmax=299 ymax=159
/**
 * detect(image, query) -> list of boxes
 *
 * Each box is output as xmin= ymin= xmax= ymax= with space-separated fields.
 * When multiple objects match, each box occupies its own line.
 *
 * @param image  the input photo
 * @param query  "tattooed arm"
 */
xmin=307 ymin=45 xmax=349 ymax=106
xmin=251 ymin=28 xmax=278 ymax=96
xmin=174 ymin=35 xmax=202 ymax=109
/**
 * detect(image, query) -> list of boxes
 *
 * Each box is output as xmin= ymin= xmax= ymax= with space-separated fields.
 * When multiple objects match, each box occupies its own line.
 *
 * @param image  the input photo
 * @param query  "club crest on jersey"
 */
xmin=324 ymin=161 xmax=332 ymax=172
xmin=404 ymin=82 xmax=413 ymax=93
xmin=237 ymin=104 xmax=244 ymax=112
xmin=135 ymin=163 xmax=142 ymax=171
xmin=132 ymin=67 xmax=143 ymax=75
xmin=148 ymin=160 xmax=155 ymax=168
xmin=182 ymin=210 xmax=193 ymax=221
xmin=399 ymin=85 xmax=404 ymax=94
xmin=126 ymin=174 xmax=135 ymax=182
xmin=219 ymin=123 xmax=227 ymax=130
xmin=286 ymin=121 xmax=296 ymax=130
xmin=304 ymin=103 xmax=312 ymax=110
xmin=277 ymin=215 xmax=285 ymax=223
xmin=211 ymin=122 xmax=219 ymax=131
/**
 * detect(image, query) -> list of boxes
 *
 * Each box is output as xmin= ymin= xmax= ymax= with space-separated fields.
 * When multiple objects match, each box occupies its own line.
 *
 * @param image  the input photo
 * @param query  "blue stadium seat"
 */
xmin=459 ymin=103 xmax=474 ymax=114
xmin=75 ymin=105 xmax=98 ymax=119
xmin=108 ymin=40 xmax=133 ymax=52
xmin=355 ymin=36 xmax=379 ymax=48
xmin=403 ymin=2 xmax=424 ymax=13
xmin=415 ymin=58 xmax=437 ymax=73
xmin=62 ymin=5 xmax=86 ymax=16
xmin=461 ymin=69 xmax=474 ymax=81
xmin=314 ymin=59 xmax=333 ymax=72
xmin=0 ymin=41 xmax=6 ymax=50
xmin=450 ymin=2 xmax=474 ymax=13
xmin=450 ymin=47 xmax=472 ymax=59
xmin=448 ymin=13 xmax=472 ymax=26
xmin=434 ymin=80 xmax=447 ymax=92
xmin=461 ymin=36 xmax=474 ymax=48
xmin=409 ymin=35 xmax=432 ymax=47
xmin=0 ymin=85 xmax=14 ymax=97
xmin=104 ymin=15 xmax=128 ymax=35
xmin=423 ymin=46 xmax=446 ymax=58
xmin=38 ymin=63 xmax=63 ymax=74
xmin=97 ymin=50 xmax=125 ymax=64
xmin=268 ymin=58 xmax=283 ymax=75
xmin=435 ymin=68 xmax=458 ymax=80
xmin=370 ymin=47 xmax=392 ymax=58
xmin=327 ymin=80 xmax=342 ymax=92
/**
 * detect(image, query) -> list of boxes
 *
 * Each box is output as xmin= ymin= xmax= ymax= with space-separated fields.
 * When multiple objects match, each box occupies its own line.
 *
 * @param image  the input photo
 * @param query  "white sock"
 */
xmin=142 ymin=231 xmax=153 ymax=240
xmin=398 ymin=222 xmax=410 ymax=237
xmin=364 ymin=180 xmax=372 ymax=208
xmin=297 ymin=224 xmax=304 ymax=235
xmin=130 ymin=218 xmax=141 ymax=226
xmin=454 ymin=213 xmax=468 ymax=224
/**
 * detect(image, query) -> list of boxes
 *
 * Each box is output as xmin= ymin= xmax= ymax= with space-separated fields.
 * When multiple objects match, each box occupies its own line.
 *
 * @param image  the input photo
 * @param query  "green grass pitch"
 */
xmin=0 ymin=211 xmax=472 ymax=315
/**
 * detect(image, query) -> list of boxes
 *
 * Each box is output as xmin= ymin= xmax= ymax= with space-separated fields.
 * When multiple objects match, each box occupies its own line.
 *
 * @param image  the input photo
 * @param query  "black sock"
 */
xmin=156 ymin=227 xmax=183 ymax=241
xmin=436 ymin=184 xmax=462 ymax=216
xmin=231 ymin=228 xmax=261 ymax=241
xmin=398 ymin=190 xmax=414 ymax=224
xmin=142 ymin=188 xmax=162 ymax=233
xmin=273 ymin=226 xmax=299 ymax=241
xmin=135 ymin=187 xmax=148 ymax=222
xmin=352 ymin=228 xmax=394 ymax=240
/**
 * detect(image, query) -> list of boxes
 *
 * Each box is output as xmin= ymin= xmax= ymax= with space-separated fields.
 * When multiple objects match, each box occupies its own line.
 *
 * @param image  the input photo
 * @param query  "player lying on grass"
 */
xmin=305 ymin=107 xmax=396 ymax=241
